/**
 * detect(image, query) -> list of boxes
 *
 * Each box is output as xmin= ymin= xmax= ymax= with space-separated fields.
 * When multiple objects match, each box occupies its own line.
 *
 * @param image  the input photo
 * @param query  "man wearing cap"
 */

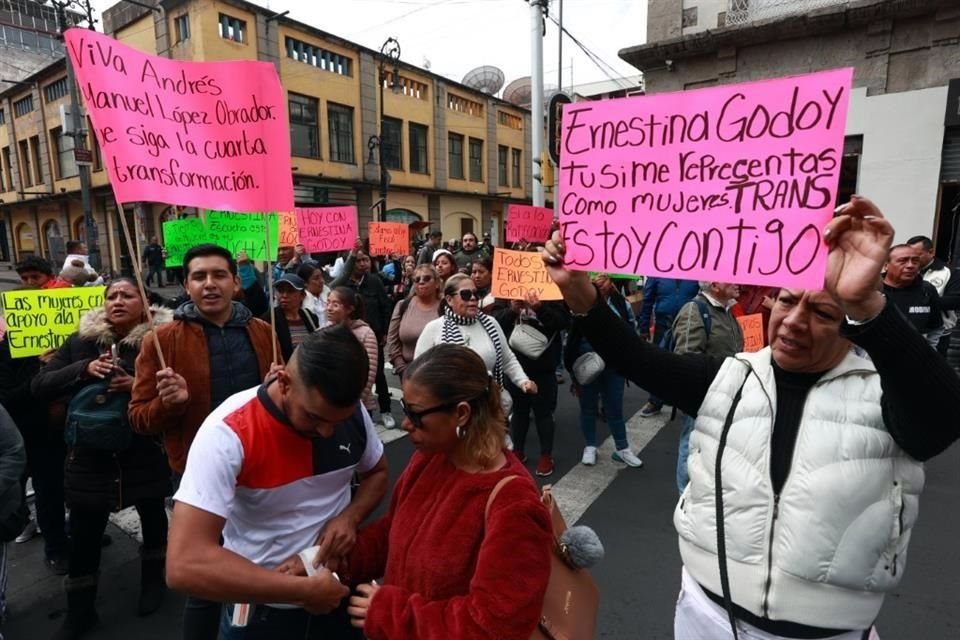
xmin=266 ymin=274 xmax=320 ymax=362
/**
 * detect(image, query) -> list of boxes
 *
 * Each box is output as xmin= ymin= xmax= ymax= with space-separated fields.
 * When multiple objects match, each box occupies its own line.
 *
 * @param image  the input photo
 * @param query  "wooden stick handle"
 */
xmin=264 ymin=216 xmax=278 ymax=365
xmin=117 ymin=206 xmax=167 ymax=369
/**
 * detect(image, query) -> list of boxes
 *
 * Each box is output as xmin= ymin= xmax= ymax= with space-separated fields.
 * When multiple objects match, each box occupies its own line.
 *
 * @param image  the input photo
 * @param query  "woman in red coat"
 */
xmin=344 ymin=344 xmax=553 ymax=639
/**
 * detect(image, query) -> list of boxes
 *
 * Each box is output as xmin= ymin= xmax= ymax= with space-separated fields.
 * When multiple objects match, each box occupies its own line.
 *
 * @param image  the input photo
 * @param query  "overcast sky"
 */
xmin=90 ymin=0 xmax=647 ymax=95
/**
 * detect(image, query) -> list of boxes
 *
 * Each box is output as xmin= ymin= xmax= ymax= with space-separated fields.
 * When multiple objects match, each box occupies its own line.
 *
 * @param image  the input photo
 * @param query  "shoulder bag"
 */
xmin=509 ymin=316 xmax=553 ymax=360
xmin=64 ymin=380 xmax=133 ymax=451
xmin=486 ymin=477 xmax=600 ymax=640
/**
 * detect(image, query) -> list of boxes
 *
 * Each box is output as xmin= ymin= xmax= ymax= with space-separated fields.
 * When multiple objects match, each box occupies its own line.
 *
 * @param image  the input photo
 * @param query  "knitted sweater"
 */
xmin=345 ymin=451 xmax=552 ymax=639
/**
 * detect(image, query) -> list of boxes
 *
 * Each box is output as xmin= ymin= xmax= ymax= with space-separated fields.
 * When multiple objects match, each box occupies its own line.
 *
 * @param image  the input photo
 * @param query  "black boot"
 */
xmin=52 ymin=576 xmax=98 ymax=640
xmin=137 ymin=548 xmax=166 ymax=616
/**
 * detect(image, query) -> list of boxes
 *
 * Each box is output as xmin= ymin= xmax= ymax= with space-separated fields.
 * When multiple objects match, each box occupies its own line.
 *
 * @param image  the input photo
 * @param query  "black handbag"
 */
xmin=64 ymin=381 xmax=133 ymax=451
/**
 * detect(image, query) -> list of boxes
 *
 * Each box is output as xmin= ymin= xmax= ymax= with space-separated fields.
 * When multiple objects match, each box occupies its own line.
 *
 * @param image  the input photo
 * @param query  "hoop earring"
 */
xmin=456 ymin=425 xmax=465 ymax=440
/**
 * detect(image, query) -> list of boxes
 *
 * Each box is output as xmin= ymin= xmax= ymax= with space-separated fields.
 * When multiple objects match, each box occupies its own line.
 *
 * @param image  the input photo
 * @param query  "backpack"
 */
xmin=64 ymin=381 xmax=133 ymax=451
xmin=661 ymin=298 xmax=712 ymax=353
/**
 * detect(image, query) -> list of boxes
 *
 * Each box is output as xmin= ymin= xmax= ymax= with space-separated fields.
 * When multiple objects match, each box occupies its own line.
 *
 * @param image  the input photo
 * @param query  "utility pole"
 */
xmin=52 ymin=0 xmax=100 ymax=271
xmin=529 ymin=0 xmax=547 ymax=207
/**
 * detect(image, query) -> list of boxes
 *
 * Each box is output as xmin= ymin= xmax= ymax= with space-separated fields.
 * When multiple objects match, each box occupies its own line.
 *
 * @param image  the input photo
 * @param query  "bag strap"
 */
xmin=485 ymin=475 xmax=520 ymax=522
xmin=693 ymin=297 xmax=712 ymax=338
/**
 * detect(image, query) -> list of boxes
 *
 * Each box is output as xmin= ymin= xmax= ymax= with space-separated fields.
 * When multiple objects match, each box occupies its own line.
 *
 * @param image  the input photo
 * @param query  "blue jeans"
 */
xmin=219 ymin=603 xmax=359 ymax=639
xmin=579 ymin=370 xmax=627 ymax=450
xmin=676 ymin=414 xmax=696 ymax=494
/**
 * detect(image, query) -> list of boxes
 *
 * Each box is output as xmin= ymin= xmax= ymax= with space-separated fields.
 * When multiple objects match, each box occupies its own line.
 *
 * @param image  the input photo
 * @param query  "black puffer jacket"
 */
xmin=30 ymin=307 xmax=173 ymax=511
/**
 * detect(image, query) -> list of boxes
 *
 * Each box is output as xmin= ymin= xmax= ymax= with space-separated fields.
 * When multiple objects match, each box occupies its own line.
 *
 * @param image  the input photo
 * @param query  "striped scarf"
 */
xmin=441 ymin=306 xmax=504 ymax=387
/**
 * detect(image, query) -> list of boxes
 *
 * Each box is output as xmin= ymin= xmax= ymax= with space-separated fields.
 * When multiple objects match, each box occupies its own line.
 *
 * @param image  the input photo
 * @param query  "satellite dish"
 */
xmin=462 ymin=66 xmax=505 ymax=95
xmin=503 ymin=76 xmax=532 ymax=107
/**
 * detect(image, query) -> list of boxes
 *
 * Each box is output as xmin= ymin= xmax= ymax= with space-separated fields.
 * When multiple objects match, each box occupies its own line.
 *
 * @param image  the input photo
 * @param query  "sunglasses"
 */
xmin=449 ymin=289 xmax=479 ymax=301
xmin=413 ymin=275 xmax=435 ymax=284
xmin=400 ymin=399 xmax=459 ymax=430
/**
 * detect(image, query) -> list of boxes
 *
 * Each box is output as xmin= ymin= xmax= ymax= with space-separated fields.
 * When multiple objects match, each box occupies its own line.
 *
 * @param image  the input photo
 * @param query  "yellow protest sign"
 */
xmin=1 ymin=287 xmax=105 ymax=358
xmin=491 ymin=248 xmax=562 ymax=301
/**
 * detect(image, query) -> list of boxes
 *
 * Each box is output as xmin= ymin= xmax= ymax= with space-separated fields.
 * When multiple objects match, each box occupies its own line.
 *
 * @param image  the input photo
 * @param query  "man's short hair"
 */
xmin=428 ymin=230 xmax=443 ymax=239
xmin=887 ymin=243 xmax=915 ymax=260
xmin=294 ymin=324 xmax=369 ymax=408
xmin=65 ymin=240 xmax=84 ymax=253
xmin=183 ymin=244 xmax=237 ymax=276
xmin=15 ymin=255 xmax=53 ymax=276
xmin=906 ymin=235 xmax=934 ymax=251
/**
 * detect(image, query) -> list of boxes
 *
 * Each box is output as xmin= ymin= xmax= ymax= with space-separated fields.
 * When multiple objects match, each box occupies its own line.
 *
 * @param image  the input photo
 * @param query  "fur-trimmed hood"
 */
xmin=77 ymin=306 xmax=174 ymax=350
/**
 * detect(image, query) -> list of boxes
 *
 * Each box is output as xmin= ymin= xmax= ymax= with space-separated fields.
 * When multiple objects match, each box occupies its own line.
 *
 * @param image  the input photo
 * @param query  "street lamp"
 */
xmin=367 ymin=37 xmax=401 ymax=222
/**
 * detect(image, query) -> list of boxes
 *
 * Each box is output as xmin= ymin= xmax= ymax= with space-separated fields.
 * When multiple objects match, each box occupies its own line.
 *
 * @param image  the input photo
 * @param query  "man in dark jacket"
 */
xmin=142 ymin=236 xmax=165 ymax=287
xmin=0 ymin=256 xmax=69 ymax=575
xmin=909 ymin=235 xmax=960 ymax=357
xmin=416 ymin=230 xmax=443 ymax=266
xmin=637 ymin=277 xmax=699 ymax=417
xmin=882 ymin=244 xmax=942 ymax=347
xmin=332 ymin=245 xmax=394 ymax=428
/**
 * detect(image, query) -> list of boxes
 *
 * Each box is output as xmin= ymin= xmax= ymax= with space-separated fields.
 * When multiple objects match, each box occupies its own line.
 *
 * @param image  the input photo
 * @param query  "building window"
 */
xmin=381 ymin=117 xmax=402 ymax=171
xmin=18 ymin=139 xmax=32 ymax=187
xmin=717 ymin=11 xmax=727 ymax=27
xmin=52 ymin=127 xmax=78 ymax=179
xmin=0 ymin=108 xmax=4 ymax=124
xmin=498 ymin=146 xmax=508 ymax=187
xmin=218 ymin=13 xmax=246 ymax=43
xmin=289 ymin=93 xmax=319 ymax=158
xmin=44 ymin=77 xmax=68 ymax=102
xmin=285 ymin=37 xmax=352 ymax=76
xmin=448 ymin=133 xmax=464 ymax=180
xmin=0 ymin=147 xmax=12 ymax=191
xmin=448 ymin=93 xmax=484 ymax=118
xmin=682 ymin=7 xmax=698 ymax=28
xmin=13 ymin=95 xmax=33 ymax=118
xmin=395 ymin=76 xmax=428 ymax=100
xmin=29 ymin=136 xmax=42 ymax=184
xmin=174 ymin=14 xmax=190 ymax=43
xmin=409 ymin=123 xmax=428 ymax=174
xmin=512 ymin=148 xmax=522 ymax=187
xmin=497 ymin=110 xmax=522 ymax=130
xmin=836 ymin=135 xmax=863 ymax=206
xmin=468 ymin=138 xmax=483 ymax=182
xmin=327 ymin=103 xmax=354 ymax=164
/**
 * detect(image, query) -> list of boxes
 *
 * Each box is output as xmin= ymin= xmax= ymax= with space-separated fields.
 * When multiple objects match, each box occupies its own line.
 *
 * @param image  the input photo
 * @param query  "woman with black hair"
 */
xmin=327 ymin=286 xmax=379 ymax=417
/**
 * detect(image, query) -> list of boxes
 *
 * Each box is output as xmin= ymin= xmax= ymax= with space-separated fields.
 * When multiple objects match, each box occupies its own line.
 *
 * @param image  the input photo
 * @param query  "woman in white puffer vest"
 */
xmin=542 ymin=196 xmax=960 ymax=640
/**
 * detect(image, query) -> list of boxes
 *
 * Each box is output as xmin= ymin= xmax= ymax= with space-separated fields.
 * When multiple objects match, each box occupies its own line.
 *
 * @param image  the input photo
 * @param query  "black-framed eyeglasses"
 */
xmin=413 ymin=275 xmax=435 ymax=284
xmin=449 ymin=289 xmax=478 ymax=301
xmin=400 ymin=399 xmax=459 ymax=430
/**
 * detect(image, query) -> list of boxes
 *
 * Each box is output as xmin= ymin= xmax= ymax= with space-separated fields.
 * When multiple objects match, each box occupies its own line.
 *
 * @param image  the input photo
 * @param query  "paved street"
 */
xmin=1 ymin=274 xmax=959 ymax=638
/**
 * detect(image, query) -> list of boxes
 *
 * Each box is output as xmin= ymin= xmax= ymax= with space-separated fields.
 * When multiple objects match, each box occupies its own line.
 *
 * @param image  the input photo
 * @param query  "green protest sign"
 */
xmin=161 ymin=212 xmax=281 ymax=266
xmin=1 ymin=287 xmax=106 ymax=358
xmin=163 ymin=218 xmax=205 ymax=267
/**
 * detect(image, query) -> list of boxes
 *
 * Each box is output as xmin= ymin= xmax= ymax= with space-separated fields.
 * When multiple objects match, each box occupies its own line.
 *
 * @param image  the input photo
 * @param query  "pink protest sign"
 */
xmin=507 ymin=205 xmax=553 ymax=243
xmin=558 ymin=68 xmax=853 ymax=289
xmin=296 ymin=207 xmax=357 ymax=253
xmin=65 ymin=28 xmax=294 ymax=212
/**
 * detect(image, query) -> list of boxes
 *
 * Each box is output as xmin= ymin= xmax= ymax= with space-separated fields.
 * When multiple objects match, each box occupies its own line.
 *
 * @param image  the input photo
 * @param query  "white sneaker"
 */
xmin=613 ymin=448 xmax=644 ymax=468
xmin=581 ymin=446 xmax=598 ymax=466
xmin=505 ymin=433 xmax=515 ymax=451
xmin=381 ymin=414 xmax=397 ymax=430
xmin=15 ymin=519 xmax=39 ymax=544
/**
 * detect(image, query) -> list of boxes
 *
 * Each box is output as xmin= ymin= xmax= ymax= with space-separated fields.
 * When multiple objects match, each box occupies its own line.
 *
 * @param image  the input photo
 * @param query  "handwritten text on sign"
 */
xmin=161 ymin=212 xmax=280 ymax=265
xmin=368 ymin=222 xmax=409 ymax=257
xmin=65 ymin=29 xmax=294 ymax=212
xmin=492 ymin=248 xmax=562 ymax=301
xmin=296 ymin=207 xmax=357 ymax=253
xmin=277 ymin=212 xmax=299 ymax=246
xmin=2 ymin=287 xmax=105 ymax=358
xmin=507 ymin=205 xmax=554 ymax=244
xmin=558 ymin=68 xmax=853 ymax=289
xmin=737 ymin=313 xmax=765 ymax=352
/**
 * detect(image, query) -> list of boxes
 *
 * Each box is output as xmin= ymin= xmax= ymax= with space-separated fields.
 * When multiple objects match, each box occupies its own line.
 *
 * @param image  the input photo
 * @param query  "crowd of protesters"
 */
xmin=0 ymin=202 xmax=957 ymax=639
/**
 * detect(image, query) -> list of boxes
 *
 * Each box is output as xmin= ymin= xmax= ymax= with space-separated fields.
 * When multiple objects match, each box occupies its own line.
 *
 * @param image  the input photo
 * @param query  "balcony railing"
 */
xmin=726 ymin=0 xmax=848 ymax=26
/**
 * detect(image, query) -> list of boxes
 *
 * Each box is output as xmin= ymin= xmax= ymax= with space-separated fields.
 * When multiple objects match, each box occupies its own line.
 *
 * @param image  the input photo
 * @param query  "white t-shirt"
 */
xmin=174 ymin=385 xmax=383 ymax=571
